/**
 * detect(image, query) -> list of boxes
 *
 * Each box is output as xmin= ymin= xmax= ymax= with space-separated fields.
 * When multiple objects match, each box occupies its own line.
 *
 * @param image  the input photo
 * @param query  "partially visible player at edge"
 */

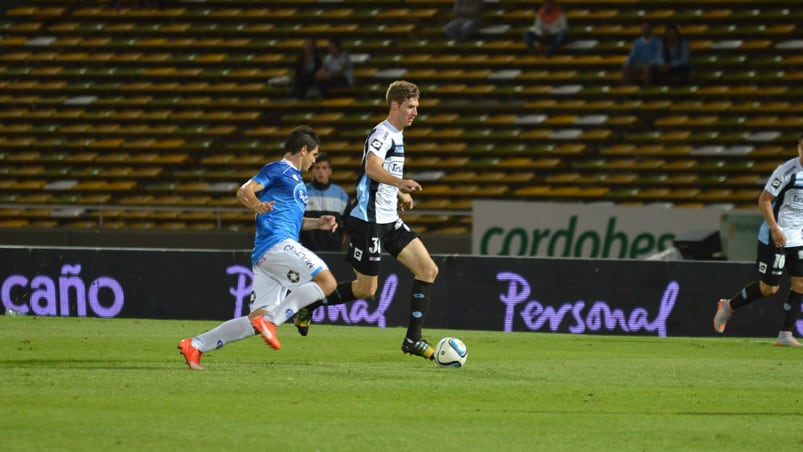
xmin=713 ymin=132 xmax=803 ymax=346
xmin=295 ymin=80 xmax=440 ymax=360
xmin=178 ymin=125 xmax=339 ymax=369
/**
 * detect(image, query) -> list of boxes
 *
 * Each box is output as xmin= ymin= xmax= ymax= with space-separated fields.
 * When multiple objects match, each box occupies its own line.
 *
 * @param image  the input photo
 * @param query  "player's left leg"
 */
xmin=396 ymin=237 xmax=438 ymax=360
xmin=178 ymin=281 xmax=282 ymax=369
xmin=715 ymin=241 xmax=783 ymax=333
xmin=179 ymin=301 xmax=269 ymax=370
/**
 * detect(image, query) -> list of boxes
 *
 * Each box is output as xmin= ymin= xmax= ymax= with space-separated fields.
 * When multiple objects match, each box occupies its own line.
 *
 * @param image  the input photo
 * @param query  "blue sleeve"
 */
xmin=653 ymin=39 xmax=665 ymax=66
xmin=252 ymin=164 xmax=273 ymax=190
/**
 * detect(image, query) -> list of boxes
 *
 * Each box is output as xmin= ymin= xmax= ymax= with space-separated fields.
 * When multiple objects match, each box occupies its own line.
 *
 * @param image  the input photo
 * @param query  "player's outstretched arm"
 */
xmin=237 ymin=179 xmax=275 ymax=214
xmin=365 ymin=153 xmax=421 ymax=192
xmin=302 ymin=215 xmax=338 ymax=232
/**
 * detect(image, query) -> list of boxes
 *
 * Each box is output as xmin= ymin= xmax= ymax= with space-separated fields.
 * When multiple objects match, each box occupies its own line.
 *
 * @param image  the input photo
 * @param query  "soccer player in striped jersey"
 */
xmin=177 ymin=125 xmax=340 ymax=369
xmin=714 ymin=133 xmax=803 ymax=346
xmin=295 ymin=80 xmax=440 ymax=360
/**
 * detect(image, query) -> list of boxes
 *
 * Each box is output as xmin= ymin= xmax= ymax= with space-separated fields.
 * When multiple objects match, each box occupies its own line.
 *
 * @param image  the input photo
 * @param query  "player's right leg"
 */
xmin=248 ymin=260 xmax=289 ymax=350
xmin=775 ymin=331 xmax=802 ymax=347
xmin=776 ymin=274 xmax=803 ymax=346
xmin=295 ymin=279 xmax=359 ymax=336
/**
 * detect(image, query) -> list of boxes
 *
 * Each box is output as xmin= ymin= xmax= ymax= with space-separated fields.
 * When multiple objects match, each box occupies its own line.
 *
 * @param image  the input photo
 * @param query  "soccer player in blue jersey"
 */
xmin=295 ymin=80 xmax=440 ymax=360
xmin=178 ymin=125 xmax=340 ymax=370
xmin=714 ymin=133 xmax=803 ymax=346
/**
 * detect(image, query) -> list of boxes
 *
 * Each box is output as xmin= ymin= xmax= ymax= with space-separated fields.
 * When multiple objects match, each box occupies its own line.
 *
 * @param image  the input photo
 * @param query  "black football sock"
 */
xmin=405 ymin=279 xmax=432 ymax=342
xmin=729 ymin=281 xmax=764 ymax=310
xmin=781 ymin=291 xmax=803 ymax=331
xmin=304 ymin=299 xmax=323 ymax=312
xmin=321 ymin=281 xmax=356 ymax=306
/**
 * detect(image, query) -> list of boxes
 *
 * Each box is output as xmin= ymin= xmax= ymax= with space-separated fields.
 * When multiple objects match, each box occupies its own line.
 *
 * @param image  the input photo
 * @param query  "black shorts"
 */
xmin=345 ymin=217 xmax=419 ymax=276
xmin=756 ymin=241 xmax=803 ymax=286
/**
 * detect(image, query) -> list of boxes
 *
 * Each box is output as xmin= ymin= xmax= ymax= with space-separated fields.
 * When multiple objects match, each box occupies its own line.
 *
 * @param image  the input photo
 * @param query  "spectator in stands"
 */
xmin=290 ymin=39 xmax=323 ymax=100
xmin=622 ymin=22 xmax=663 ymax=86
xmin=300 ymin=152 xmax=350 ymax=251
xmin=523 ymin=0 xmax=569 ymax=56
xmin=713 ymin=133 xmax=803 ymax=347
xmin=659 ymin=24 xmax=691 ymax=85
xmin=443 ymin=0 xmax=485 ymax=42
xmin=314 ymin=37 xmax=354 ymax=97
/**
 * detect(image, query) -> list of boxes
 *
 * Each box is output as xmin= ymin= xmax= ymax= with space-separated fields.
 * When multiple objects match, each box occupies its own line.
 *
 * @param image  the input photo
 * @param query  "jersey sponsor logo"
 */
xmin=282 ymin=243 xmax=317 ymax=270
xmin=389 ymin=162 xmax=403 ymax=176
xmin=370 ymin=139 xmax=383 ymax=150
xmin=759 ymin=262 xmax=768 ymax=274
xmin=353 ymin=247 xmax=363 ymax=261
xmin=771 ymin=178 xmax=782 ymax=188
xmin=295 ymin=183 xmax=309 ymax=206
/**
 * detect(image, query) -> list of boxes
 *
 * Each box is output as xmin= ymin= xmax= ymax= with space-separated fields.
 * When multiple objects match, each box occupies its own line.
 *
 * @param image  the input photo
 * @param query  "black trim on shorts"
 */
xmin=756 ymin=241 xmax=803 ymax=286
xmin=345 ymin=217 xmax=419 ymax=276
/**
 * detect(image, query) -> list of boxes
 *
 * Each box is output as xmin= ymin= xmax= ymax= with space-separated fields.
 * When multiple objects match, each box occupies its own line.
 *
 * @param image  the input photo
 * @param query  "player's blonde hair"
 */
xmin=386 ymin=80 xmax=419 ymax=108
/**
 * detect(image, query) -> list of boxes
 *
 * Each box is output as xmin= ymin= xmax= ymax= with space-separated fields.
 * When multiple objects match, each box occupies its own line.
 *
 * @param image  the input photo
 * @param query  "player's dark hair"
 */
xmin=284 ymin=125 xmax=320 ymax=155
xmin=386 ymin=80 xmax=419 ymax=108
xmin=313 ymin=152 xmax=331 ymax=166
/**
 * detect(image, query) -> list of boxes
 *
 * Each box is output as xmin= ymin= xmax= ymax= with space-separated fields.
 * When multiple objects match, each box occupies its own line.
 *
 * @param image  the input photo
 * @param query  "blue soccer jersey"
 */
xmin=249 ymin=159 xmax=309 ymax=266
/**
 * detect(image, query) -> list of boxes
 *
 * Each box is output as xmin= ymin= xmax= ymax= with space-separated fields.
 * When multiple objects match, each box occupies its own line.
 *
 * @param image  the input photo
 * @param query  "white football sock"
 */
xmin=266 ymin=282 xmax=325 ymax=326
xmin=193 ymin=316 xmax=254 ymax=353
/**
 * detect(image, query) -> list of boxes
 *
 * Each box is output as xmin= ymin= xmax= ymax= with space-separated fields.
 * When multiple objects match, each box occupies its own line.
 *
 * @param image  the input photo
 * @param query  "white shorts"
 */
xmin=250 ymin=238 xmax=329 ymax=312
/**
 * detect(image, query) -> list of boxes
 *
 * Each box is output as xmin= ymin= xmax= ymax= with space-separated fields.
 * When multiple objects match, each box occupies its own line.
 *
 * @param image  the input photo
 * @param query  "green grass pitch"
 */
xmin=2 ymin=316 xmax=803 ymax=451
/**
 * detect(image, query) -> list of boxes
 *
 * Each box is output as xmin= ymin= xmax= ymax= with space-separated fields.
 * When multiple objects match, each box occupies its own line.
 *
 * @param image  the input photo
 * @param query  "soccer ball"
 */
xmin=434 ymin=337 xmax=468 ymax=368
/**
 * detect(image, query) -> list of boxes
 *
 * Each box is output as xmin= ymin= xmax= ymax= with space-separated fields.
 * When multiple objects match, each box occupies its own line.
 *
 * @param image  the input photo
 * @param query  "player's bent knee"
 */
xmin=314 ymin=271 xmax=338 ymax=296
xmin=760 ymin=283 xmax=780 ymax=297
xmin=416 ymin=263 xmax=438 ymax=283
xmin=318 ymin=279 xmax=337 ymax=296
xmin=352 ymin=283 xmax=377 ymax=300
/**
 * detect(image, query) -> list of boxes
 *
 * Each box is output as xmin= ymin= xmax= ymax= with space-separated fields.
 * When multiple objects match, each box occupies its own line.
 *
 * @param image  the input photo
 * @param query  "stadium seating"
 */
xmin=0 ymin=0 xmax=801 ymax=233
